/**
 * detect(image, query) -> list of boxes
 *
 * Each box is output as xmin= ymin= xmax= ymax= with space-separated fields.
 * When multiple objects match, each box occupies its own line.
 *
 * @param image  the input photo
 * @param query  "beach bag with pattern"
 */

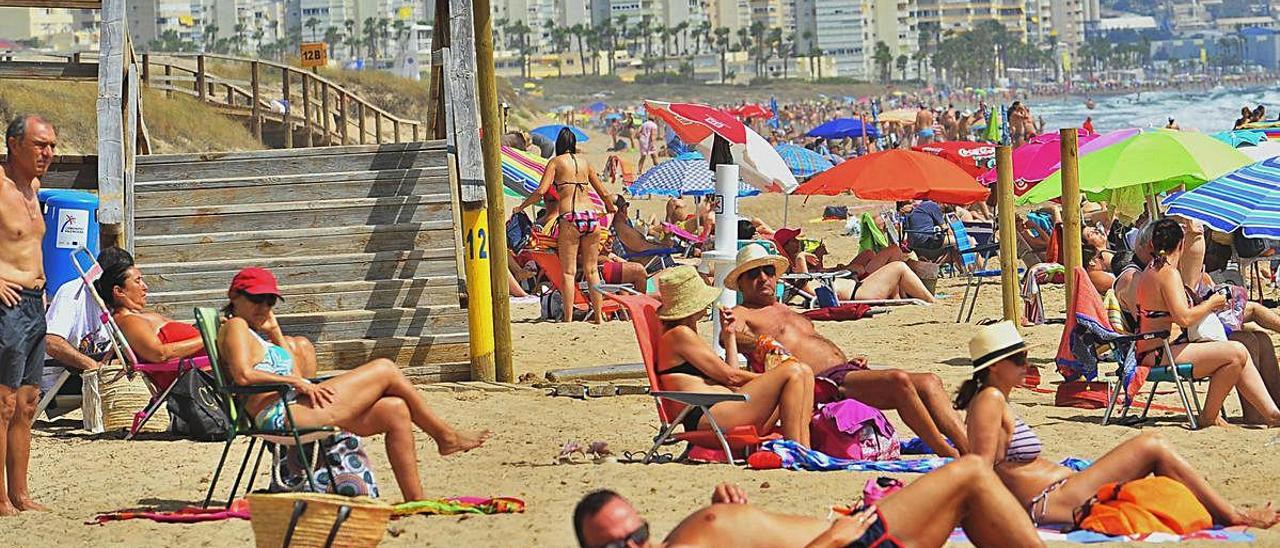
xmin=810 ymin=399 xmax=900 ymax=461
xmin=270 ymin=431 xmax=380 ymax=498
xmin=1075 ymin=477 xmax=1211 ymax=535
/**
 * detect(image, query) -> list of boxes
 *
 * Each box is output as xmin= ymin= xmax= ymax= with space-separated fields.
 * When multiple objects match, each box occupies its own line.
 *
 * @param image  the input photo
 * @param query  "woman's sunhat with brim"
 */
xmin=969 ymin=321 xmax=1034 ymax=372
xmin=725 ymin=244 xmax=791 ymax=291
xmin=656 ymin=265 xmax=724 ymax=321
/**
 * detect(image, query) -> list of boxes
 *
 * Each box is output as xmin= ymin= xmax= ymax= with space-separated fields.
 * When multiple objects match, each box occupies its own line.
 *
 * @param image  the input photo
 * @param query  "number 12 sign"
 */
xmin=300 ymin=42 xmax=327 ymax=68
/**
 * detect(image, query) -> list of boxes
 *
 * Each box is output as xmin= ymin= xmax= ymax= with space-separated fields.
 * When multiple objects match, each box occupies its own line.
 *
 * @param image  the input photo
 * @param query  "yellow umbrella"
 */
xmin=879 ymin=108 xmax=917 ymax=124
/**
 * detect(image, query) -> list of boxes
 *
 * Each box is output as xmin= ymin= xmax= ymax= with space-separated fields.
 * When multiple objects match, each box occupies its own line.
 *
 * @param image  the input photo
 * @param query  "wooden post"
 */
xmin=1059 ymin=128 xmax=1083 ymax=308
xmin=412 ymin=123 xmax=420 ymax=141
xmin=98 ymin=0 xmax=129 ymax=250
xmin=225 ymin=84 xmax=233 ymax=106
xmin=322 ymin=83 xmax=332 ymax=145
xmin=196 ymin=54 xmax=206 ymax=100
xmin=338 ymin=91 xmax=348 ymax=144
xmin=141 ymin=53 xmax=149 ymax=86
xmin=163 ymin=63 xmax=172 ymax=98
xmin=302 ymin=73 xmax=313 ymax=147
xmin=358 ymin=103 xmax=367 ymax=144
xmin=375 ymin=112 xmax=383 ymax=144
xmin=281 ymin=67 xmax=293 ymax=148
xmin=251 ymin=60 xmax=262 ymax=142
xmin=470 ymin=0 xmax=514 ymax=381
xmin=996 ymin=145 xmax=1021 ymax=325
xmin=393 ymin=119 xmax=401 ymax=142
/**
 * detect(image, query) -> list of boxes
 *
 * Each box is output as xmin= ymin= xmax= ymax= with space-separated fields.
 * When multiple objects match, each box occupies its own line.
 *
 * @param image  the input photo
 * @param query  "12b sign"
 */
xmin=300 ymin=43 xmax=327 ymax=68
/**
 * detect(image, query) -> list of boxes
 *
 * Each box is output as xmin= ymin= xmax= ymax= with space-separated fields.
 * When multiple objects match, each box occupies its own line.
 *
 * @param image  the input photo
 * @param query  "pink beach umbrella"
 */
xmin=978 ymin=128 xmax=1138 ymax=197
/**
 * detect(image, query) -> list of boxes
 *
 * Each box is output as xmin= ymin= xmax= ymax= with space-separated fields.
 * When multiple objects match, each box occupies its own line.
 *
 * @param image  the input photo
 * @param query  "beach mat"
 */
xmin=947 ymin=525 xmax=1254 ymax=544
xmin=765 ymin=439 xmax=1093 ymax=473
xmin=89 ymin=499 xmax=250 ymax=525
xmin=393 ymin=496 xmax=525 ymax=518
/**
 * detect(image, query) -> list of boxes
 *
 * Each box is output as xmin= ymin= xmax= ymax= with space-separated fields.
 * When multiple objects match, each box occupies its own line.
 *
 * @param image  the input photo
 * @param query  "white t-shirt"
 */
xmin=44 ymin=278 xmax=111 ymax=360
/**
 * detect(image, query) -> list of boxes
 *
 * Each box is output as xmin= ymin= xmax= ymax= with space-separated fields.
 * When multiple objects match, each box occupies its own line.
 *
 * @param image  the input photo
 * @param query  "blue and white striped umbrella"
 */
xmin=1166 ymin=156 xmax=1280 ymax=239
xmin=775 ymin=143 xmax=834 ymax=179
xmin=628 ymin=153 xmax=759 ymax=197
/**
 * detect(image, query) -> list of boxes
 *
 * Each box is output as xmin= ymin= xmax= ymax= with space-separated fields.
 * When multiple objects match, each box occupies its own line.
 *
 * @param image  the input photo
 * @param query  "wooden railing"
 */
xmin=0 ymin=51 xmax=422 ymax=147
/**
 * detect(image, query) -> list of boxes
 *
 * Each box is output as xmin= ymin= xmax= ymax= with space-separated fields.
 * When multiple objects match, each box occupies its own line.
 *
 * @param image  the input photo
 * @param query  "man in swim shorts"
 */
xmin=572 ymin=456 xmax=1044 ymax=547
xmin=0 ymin=114 xmax=56 ymax=515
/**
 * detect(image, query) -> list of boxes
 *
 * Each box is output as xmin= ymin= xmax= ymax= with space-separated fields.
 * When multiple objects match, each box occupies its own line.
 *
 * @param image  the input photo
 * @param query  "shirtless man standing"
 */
xmin=0 ymin=114 xmax=54 ymax=516
xmin=913 ymin=105 xmax=935 ymax=145
xmin=728 ymin=245 xmax=968 ymax=457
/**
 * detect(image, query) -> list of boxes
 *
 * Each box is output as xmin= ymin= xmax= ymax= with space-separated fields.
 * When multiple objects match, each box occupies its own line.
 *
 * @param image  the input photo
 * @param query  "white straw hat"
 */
xmin=969 ymin=321 xmax=1034 ymax=372
xmin=725 ymin=243 xmax=790 ymax=291
xmin=656 ymin=265 xmax=723 ymax=321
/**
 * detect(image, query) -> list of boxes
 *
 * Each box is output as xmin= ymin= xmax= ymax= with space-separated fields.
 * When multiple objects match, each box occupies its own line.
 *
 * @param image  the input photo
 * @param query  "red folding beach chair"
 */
xmin=68 ymin=246 xmax=211 ymax=439
xmin=519 ymin=250 xmax=627 ymax=321
xmin=605 ymin=292 xmax=775 ymax=465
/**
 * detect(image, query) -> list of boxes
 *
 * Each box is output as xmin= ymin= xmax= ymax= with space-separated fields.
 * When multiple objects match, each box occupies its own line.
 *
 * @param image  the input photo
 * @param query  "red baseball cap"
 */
xmin=230 ymin=267 xmax=283 ymax=298
xmin=773 ymin=227 xmax=802 ymax=250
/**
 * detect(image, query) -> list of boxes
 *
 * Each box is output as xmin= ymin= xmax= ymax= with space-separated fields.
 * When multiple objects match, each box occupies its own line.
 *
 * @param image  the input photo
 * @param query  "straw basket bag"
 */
xmin=98 ymin=364 xmax=168 ymax=433
xmin=248 ymin=493 xmax=392 ymax=548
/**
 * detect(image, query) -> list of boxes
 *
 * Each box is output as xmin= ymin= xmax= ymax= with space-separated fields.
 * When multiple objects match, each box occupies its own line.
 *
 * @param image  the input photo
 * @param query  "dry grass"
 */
xmin=0 ymin=80 xmax=261 ymax=155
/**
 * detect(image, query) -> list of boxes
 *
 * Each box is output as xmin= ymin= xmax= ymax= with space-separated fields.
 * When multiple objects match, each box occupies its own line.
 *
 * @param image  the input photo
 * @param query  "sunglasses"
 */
xmin=242 ymin=292 xmax=279 ymax=307
xmin=600 ymin=522 xmax=649 ymax=548
xmin=1008 ymin=351 xmax=1028 ymax=367
xmin=744 ymin=265 xmax=777 ymax=279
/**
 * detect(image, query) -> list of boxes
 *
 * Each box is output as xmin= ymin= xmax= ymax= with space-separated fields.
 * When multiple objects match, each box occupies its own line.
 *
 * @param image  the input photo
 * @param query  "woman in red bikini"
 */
xmin=513 ymin=127 xmax=616 ymax=324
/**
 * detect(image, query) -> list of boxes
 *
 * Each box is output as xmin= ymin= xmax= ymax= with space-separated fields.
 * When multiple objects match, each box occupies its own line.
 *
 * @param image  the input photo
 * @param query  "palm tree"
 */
xmin=714 ymin=26 xmax=730 ymax=83
xmin=873 ymin=41 xmax=892 ymax=83
xmin=202 ymin=24 xmax=218 ymax=52
xmin=362 ymin=17 xmax=379 ymax=60
xmin=344 ymin=34 xmax=361 ymax=61
xmin=778 ymin=32 xmax=794 ymax=79
xmin=749 ymin=21 xmax=766 ymax=77
xmin=896 ymin=54 xmax=908 ymax=81
xmin=695 ymin=20 xmax=711 ymax=55
xmin=305 ymin=17 xmax=320 ymax=41
xmin=233 ymin=23 xmax=247 ymax=55
xmin=324 ymin=26 xmax=343 ymax=60
xmin=571 ymin=23 xmax=590 ymax=76
xmin=673 ymin=21 xmax=689 ymax=55
xmin=344 ymin=19 xmax=357 ymax=57
xmin=638 ymin=16 xmax=653 ymax=74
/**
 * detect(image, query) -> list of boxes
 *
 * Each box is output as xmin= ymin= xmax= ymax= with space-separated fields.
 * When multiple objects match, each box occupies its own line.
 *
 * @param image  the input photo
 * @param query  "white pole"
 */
xmin=783 ymin=193 xmax=790 ymax=227
xmin=709 ymin=163 xmax=740 ymax=349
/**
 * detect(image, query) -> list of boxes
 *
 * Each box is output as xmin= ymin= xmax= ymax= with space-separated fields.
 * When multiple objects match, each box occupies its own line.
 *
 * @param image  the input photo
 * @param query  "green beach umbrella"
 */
xmin=1017 ymin=130 xmax=1252 ymax=206
xmin=982 ymin=107 xmax=1002 ymax=144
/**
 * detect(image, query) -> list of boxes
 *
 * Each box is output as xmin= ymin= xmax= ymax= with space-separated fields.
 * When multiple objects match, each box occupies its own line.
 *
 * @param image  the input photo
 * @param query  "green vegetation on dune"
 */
xmin=0 ymin=80 xmax=262 ymax=155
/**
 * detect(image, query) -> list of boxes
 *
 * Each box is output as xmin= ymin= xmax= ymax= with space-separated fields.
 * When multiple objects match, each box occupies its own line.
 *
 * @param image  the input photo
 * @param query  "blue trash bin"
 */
xmin=39 ymin=189 xmax=100 ymax=298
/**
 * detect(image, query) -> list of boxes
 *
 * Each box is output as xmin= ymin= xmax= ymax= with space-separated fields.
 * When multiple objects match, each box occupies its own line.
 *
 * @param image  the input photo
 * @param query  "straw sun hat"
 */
xmin=969 ymin=321 xmax=1035 ymax=372
xmin=656 ymin=265 xmax=723 ymax=321
xmin=725 ymin=243 xmax=790 ymax=291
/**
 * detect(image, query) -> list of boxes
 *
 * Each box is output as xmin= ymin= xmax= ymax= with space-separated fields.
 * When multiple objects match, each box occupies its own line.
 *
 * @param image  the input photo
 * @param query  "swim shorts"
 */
xmin=817 ymin=359 xmax=870 ymax=387
xmin=1 ymin=287 xmax=46 ymax=389
xmin=254 ymin=392 xmax=299 ymax=431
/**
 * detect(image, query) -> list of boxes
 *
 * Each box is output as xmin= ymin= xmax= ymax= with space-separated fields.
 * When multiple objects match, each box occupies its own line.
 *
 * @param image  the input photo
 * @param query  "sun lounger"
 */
xmin=518 ymin=250 xmax=627 ymax=321
xmin=662 ymin=222 xmax=711 ymax=257
xmin=605 ymin=292 xmax=774 ymax=465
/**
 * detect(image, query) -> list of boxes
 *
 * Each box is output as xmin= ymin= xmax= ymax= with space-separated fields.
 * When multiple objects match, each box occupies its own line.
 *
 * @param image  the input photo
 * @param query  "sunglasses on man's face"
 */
xmin=243 ymin=292 xmax=279 ymax=307
xmin=745 ymin=265 xmax=777 ymax=280
xmin=599 ymin=521 xmax=649 ymax=548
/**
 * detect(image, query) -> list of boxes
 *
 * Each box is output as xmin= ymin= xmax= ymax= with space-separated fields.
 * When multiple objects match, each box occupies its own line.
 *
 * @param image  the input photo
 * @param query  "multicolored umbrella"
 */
xmin=912 ymin=141 xmax=996 ymax=177
xmin=793 ymin=150 xmax=989 ymax=204
xmin=644 ymin=99 xmax=798 ymax=193
xmin=531 ymin=124 xmax=589 ymax=142
xmin=628 ymin=153 xmax=759 ymax=198
xmin=977 ymin=129 xmax=1107 ymax=195
xmin=1018 ymin=129 xmax=1252 ymax=205
xmin=775 ymin=144 xmax=834 ymax=179
xmin=805 ymin=118 xmax=880 ymax=140
xmin=501 ymin=146 xmax=606 ymax=208
xmin=1239 ymin=121 xmax=1280 ymax=140
xmin=1166 ymin=156 xmax=1280 ymax=239
xmin=1210 ymin=130 xmax=1267 ymax=148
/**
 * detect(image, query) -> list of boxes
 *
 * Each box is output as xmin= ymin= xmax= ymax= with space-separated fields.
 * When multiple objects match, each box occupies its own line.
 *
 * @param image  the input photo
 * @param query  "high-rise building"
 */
xmin=914 ymin=0 xmax=1027 ymax=38
xmin=0 ymin=6 xmax=76 ymax=47
xmin=128 ymin=0 xmax=217 ymax=48
xmin=871 ymin=0 xmax=917 ymax=79
xmin=710 ymin=0 xmax=752 ymax=35
xmin=795 ymin=0 xmax=873 ymax=79
xmin=1049 ymin=0 xmax=1084 ymax=50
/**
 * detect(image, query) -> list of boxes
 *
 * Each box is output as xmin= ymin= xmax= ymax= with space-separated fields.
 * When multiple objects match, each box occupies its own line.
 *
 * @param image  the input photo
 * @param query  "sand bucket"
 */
xmin=248 ymin=493 xmax=392 ymax=548
xmin=908 ymin=260 xmax=939 ymax=294
xmin=98 ymin=364 xmax=168 ymax=433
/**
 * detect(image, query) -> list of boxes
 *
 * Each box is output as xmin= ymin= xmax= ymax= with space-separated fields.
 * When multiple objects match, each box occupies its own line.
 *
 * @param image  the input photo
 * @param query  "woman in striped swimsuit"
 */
xmin=959 ymin=322 xmax=1279 ymax=529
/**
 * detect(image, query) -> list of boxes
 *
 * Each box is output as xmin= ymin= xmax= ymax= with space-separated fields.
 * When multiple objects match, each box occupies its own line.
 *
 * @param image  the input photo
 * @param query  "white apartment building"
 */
xmin=0 ymin=6 xmax=78 ymax=49
xmin=129 ymin=0 xmax=217 ymax=48
xmin=795 ymin=0 xmax=872 ymax=79
xmin=871 ymin=0 xmax=916 ymax=78
xmin=915 ymin=0 xmax=1027 ymax=38
xmin=709 ymin=0 xmax=751 ymax=35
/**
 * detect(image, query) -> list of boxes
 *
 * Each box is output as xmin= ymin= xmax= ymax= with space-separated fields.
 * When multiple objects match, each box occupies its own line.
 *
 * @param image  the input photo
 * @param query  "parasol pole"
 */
xmin=784 ymin=193 xmax=790 ymax=227
xmin=996 ymin=145 xmax=1021 ymax=324
xmin=1060 ymin=128 xmax=1083 ymax=310
xmin=707 ymin=135 xmax=740 ymax=350
xmin=1144 ymin=181 xmax=1161 ymax=220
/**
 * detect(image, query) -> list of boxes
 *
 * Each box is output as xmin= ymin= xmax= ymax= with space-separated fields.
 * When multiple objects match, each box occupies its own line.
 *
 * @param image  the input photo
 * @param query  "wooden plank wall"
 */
xmin=132 ymin=142 xmax=470 ymax=382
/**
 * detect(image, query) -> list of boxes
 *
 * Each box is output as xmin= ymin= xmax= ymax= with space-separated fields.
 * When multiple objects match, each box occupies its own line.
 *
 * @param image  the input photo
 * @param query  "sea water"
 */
xmin=1033 ymin=86 xmax=1280 ymax=134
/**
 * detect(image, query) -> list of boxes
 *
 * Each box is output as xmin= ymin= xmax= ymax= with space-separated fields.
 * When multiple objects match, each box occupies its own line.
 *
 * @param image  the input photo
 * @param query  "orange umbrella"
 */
xmin=793 ymin=149 xmax=990 ymax=204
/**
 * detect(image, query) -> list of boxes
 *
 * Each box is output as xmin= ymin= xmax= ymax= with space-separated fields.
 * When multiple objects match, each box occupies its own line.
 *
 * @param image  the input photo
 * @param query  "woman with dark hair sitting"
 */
xmin=512 ymin=127 xmax=617 ymax=323
xmin=217 ymin=267 xmax=490 ymax=502
xmin=960 ymin=322 xmax=1279 ymax=529
xmin=1135 ymin=218 xmax=1280 ymax=428
xmin=96 ymin=252 xmax=210 ymax=364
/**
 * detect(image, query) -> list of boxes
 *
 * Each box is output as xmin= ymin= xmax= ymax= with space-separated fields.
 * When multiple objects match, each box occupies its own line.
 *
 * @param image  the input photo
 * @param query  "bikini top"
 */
xmin=553 ymin=153 xmax=590 ymax=205
xmin=1005 ymin=415 xmax=1042 ymax=463
xmin=660 ymin=361 xmax=712 ymax=380
xmin=249 ymin=330 xmax=295 ymax=377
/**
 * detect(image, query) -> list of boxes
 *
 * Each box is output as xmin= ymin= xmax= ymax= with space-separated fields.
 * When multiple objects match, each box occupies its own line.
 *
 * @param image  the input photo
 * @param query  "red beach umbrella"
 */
xmin=643 ymin=100 xmax=797 ymax=193
xmin=793 ymin=149 xmax=990 ymax=204
xmin=912 ymin=141 xmax=996 ymax=177
xmin=730 ymin=104 xmax=772 ymax=119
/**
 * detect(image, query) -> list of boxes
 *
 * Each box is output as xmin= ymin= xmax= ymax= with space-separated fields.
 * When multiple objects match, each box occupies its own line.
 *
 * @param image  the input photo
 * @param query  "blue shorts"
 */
xmin=1 ymin=288 xmax=46 ymax=389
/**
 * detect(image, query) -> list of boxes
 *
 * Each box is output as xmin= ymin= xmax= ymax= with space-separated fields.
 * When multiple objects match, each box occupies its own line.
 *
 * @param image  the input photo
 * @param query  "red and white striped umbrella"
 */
xmin=644 ymin=100 xmax=797 ymax=194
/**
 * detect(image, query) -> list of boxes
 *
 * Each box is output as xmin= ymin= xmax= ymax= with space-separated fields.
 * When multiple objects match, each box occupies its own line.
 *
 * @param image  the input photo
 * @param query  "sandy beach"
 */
xmin=13 ymin=127 xmax=1280 ymax=547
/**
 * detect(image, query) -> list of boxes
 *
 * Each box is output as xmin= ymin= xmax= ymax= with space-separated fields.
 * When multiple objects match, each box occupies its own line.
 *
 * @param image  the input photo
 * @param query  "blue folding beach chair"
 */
xmin=950 ymin=214 xmax=1010 ymax=323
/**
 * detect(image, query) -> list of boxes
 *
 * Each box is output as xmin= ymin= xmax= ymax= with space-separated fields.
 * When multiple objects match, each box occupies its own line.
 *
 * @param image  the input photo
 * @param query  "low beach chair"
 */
xmin=519 ymin=250 xmax=628 ymax=321
xmin=605 ymin=293 xmax=771 ymax=465
xmin=193 ymin=307 xmax=337 ymax=508
xmin=662 ymin=222 xmax=712 ymax=257
xmin=950 ymin=214 xmax=1008 ymax=323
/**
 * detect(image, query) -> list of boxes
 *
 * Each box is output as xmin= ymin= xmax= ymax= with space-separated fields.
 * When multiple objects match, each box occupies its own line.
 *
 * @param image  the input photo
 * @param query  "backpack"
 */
xmin=269 ymin=431 xmax=380 ymax=498
xmin=166 ymin=368 xmax=231 ymax=441
xmin=810 ymin=399 xmax=901 ymax=461
xmin=507 ymin=212 xmax=534 ymax=254
xmin=539 ymin=291 xmax=564 ymax=321
xmin=1075 ymin=477 xmax=1211 ymax=535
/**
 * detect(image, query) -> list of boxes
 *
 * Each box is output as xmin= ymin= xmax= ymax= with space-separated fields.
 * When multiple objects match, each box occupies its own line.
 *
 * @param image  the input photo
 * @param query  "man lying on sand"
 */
xmin=728 ymin=244 xmax=969 ymax=458
xmin=573 ymin=455 xmax=1044 ymax=548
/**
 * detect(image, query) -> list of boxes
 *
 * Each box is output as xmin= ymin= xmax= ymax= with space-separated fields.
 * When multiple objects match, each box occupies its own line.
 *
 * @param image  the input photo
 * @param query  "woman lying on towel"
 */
xmin=960 ymin=322 xmax=1280 ymax=529
xmin=1135 ymin=219 xmax=1280 ymax=428
xmin=774 ymin=227 xmax=936 ymax=303
xmin=96 ymin=250 xmax=222 ymax=365
xmin=217 ymin=267 xmax=491 ymax=502
xmin=656 ymin=265 xmax=814 ymax=446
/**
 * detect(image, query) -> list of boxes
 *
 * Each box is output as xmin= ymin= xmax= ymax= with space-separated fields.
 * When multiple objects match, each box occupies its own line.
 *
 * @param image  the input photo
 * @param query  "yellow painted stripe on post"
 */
xmin=462 ymin=206 xmax=496 ymax=381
